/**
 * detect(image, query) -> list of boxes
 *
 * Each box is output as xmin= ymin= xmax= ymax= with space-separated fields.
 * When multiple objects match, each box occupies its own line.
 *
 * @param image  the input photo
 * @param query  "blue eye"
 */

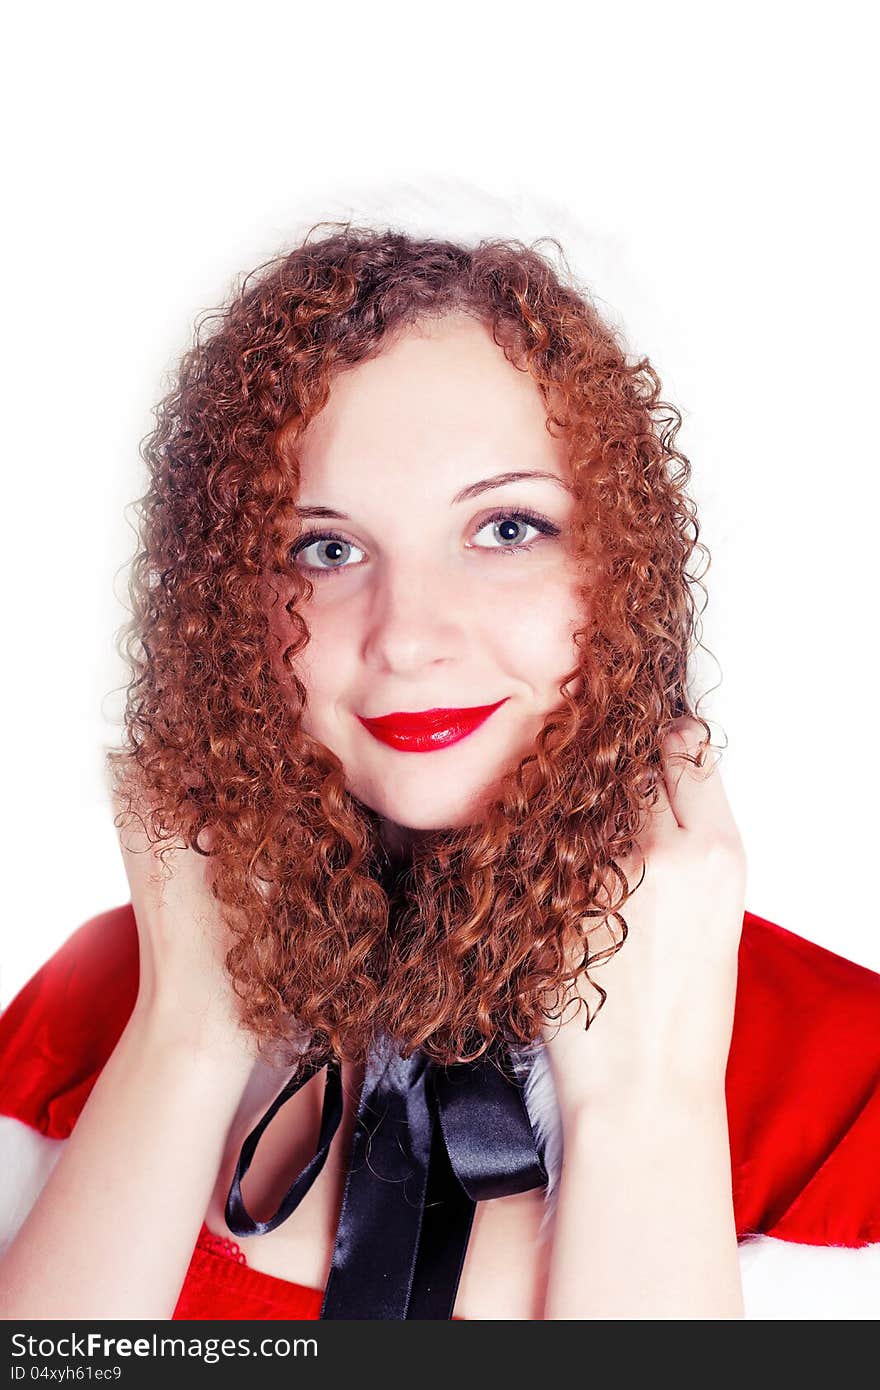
xmin=290 ymin=531 xmax=366 ymax=576
xmin=472 ymin=514 xmax=550 ymax=550
xmin=470 ymin=510 xmax=558 ymax=550
xmin=289 ymin=508 xmax=561 ymax=580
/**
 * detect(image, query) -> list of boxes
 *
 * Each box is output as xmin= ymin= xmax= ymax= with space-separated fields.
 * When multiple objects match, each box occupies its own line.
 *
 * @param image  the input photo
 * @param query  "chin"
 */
xmin=353 ymin=780 xmax=490 ymax=834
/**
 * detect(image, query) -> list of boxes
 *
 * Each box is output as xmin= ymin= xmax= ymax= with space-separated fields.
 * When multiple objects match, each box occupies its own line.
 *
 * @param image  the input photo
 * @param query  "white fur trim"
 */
xmin=508 ymin=1041 xmax=563 ymax=1240
xmin=0 ymin=1115 xmax=65 ymax=1259
xmin=737 ymin=1234 xmax=880 ymax=1319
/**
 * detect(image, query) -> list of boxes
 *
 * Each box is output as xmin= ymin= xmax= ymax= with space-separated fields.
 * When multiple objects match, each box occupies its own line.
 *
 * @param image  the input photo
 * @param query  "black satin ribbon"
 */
xmin=224 ymin=1033 xmax=548 ymax=1319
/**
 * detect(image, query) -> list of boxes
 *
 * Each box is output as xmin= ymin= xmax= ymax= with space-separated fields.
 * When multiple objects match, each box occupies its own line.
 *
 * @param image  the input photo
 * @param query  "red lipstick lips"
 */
xmin=357 ymin=698 xmax=509 ymax=753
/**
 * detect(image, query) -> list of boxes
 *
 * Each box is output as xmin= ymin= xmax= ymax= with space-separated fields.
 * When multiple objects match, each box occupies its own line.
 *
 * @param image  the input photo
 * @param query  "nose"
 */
xmin=360 ymin=552 xmax=470 ymax=678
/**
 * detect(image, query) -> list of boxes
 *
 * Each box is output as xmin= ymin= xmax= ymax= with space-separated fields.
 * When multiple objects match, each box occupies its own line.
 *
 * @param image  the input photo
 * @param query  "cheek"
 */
xmin=288 ymin=608 xmax=358 ymax=717
xmin=263 ymin=582 xmax=352 ymax=709
xmin=496 ymin=576 xmax=583 ymax=680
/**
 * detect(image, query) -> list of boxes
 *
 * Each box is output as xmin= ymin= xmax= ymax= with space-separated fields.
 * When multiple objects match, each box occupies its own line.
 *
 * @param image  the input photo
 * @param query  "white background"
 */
xmin=2 ymin=0 xmax=877 ymax=1006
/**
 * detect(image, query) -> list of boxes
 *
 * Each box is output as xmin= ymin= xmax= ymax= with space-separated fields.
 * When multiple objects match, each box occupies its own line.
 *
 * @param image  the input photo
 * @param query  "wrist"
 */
xmin=128 ymin=996 xmax=260 ymax=1079
xmin=556 ymin=1070 xmax=729 ymax=1136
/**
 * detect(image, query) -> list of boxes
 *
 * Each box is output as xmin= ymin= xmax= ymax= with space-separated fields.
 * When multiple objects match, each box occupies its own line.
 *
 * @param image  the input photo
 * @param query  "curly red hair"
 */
xmin=106 ymin=222 xmax=719 ymax=1074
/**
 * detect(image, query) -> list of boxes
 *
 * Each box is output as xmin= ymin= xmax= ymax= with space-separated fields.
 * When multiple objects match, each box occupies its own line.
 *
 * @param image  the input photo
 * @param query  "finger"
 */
xmin=641 ymin=757 xmax=677 ymax=832
xmin=606 ymin=718 xmax=721 ymax=891
xmin=660 ymin=716 xmax=734 ymax=836
xmin=609 ymin=755 xmax=678 ymax=894
xmin=630 ymin=737 xmax=680 ymax=843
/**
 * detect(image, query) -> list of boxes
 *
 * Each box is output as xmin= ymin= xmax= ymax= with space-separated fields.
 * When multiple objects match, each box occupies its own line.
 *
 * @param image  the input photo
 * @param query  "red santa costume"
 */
xmin=0 ymin=903 xmax=878 ymax=1319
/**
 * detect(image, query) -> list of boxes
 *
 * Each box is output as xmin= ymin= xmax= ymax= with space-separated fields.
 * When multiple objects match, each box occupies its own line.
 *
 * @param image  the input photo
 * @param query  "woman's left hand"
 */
xmin=541 ymin=716 xmax=747 ymax=1118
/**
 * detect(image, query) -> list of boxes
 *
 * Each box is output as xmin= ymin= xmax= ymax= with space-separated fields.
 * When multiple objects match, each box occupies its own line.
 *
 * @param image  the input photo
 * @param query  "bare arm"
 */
xmin=543 ymin=1085 xmax=744 ymax=1319
xmin=0 ymin=1002 xmax=255 ymax=1320
xmin=0 ymin=771 xmax=265 ymax=1319
xmin=541 ymin=719 xmax=748 ymax=1320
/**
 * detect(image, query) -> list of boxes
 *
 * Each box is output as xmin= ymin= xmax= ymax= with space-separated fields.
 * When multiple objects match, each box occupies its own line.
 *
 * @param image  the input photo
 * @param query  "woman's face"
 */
xmin=277 ymin=312 xmax=583 ymax=832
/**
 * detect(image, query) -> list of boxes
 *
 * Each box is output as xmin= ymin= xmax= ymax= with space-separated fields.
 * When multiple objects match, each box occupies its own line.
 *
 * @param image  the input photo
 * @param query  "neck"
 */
xmin=378 ymin=817 xmax=422 ymax=860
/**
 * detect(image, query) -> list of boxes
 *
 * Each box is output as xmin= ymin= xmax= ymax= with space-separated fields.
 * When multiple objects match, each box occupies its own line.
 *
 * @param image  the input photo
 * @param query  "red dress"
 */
xmin=176 ymin=1223 xmax=324 ymax=1320
xmin=1 ymin=903 xmax=878 ymax=1318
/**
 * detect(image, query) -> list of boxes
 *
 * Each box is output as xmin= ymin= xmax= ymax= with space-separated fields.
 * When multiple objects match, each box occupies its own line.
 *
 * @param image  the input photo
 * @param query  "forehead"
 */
xmin=293 ymin=314 xmax=569 ymax=499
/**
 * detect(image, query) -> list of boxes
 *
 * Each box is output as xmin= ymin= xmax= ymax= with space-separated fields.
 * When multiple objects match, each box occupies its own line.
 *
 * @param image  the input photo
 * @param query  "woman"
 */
xmin=1 ymin=225 xmax=878 ymax=1320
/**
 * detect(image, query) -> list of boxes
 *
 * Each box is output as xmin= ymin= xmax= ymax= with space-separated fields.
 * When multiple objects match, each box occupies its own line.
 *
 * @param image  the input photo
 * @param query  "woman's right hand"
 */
xmin=111 ymin=772 xmax=261 ymax=1070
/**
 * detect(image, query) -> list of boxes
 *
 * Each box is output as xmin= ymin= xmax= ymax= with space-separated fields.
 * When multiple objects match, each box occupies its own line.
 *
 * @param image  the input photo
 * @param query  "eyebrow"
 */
xmin=294 ymin=470 xmax=572 ymax=519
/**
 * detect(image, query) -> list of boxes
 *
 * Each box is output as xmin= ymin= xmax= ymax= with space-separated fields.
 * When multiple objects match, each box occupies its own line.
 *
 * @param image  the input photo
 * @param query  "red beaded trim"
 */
xmin=197 ymin=1225 xmax=249 ymax=1265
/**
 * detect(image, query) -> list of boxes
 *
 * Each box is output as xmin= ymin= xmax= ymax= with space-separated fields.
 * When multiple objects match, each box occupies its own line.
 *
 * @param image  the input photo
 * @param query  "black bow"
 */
xmin=224 ymin=1033 xmax=548 ymax=1318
